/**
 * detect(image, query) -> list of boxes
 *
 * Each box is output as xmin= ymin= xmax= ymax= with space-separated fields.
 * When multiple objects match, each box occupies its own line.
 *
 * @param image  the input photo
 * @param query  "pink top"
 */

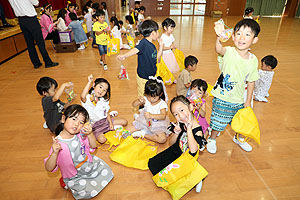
xmin=44 ymin=134 xmax=95 ymax=179
xmin=40 ymin=14 xmax=55 ymax=39
xmin=65 ymin=10 xmax=78 ymax=26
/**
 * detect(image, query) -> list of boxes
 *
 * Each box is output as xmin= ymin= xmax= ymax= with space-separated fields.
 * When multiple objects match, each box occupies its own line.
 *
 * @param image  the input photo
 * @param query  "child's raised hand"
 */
xmin=117 ymin=55 xmax=126 ymax=61
xmin=172 ymin=122 xmax=181 ymax=134
xmin=88 ymin=74 xmax=93 ymax=82
xmin=52 ymin=136 xmax=61 ymax=153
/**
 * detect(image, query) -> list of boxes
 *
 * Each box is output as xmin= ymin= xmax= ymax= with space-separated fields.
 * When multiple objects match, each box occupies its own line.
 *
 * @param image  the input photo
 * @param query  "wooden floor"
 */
xmin=1 ymin=13 xmax=300 ymax=200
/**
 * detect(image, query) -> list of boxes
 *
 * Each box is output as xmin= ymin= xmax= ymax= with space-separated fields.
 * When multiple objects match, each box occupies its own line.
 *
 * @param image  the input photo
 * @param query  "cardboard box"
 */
xmin=55 ymin=41 xmax=78 ymax=53
xmin=59 ymin=31 xmax=74 ymax=43
xmin=211 ymin=11 xmax=222 ymax=18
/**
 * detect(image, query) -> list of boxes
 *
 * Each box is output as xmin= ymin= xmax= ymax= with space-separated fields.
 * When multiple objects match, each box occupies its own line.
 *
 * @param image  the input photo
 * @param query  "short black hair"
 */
xmin=191 ymin=79 xmax=208 ymax=93
xmin=245 ymin=7 xmax=254 ymax=16
xmin=139 ymin=20 xmax=159 ymax=37
xmin=140 ymin=6 xmax=145 ymax=11
xmin=110 ymin=16 xmax=120 ymax=29
xmin=184 ymin=55 xmax=198 ymax=68
xmin=94 ymin=9 xmax=105 ymax=17
xmin=36 ymin=77 xmax=58 ymax=95
xmin=118 ymin=20 xmax=123 ymax=25
xmin=82 ymin=7 xmax=89 ymax=14
xmin=125 ymin=15 xmax=134 ymax=24
xmin=57 ymin=8 xmax=67 ymax=20
xmin=101 ymin=2 xmax=107 ymax=10
xmin=86 ymin=0 xmax=93 ymax=7
xmin=69 ymin=13 xmax=77 ymax=21
xmin=262 ymin=55 xmax=278 ymax=69
xmin=92 ymin=2 xmax=100 ymax=10
xmin=135 ymin=1 xmax=141 ymax=5
xmin=162 ymin=18 xmax=176 ymax=29
xmin=234 ymin=19 xmax=260 ymax=37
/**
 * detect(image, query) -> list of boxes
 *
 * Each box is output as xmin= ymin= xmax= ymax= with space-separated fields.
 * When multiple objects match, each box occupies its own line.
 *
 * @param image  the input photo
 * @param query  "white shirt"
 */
xmin=138 ymin=13 xmax=144 ymax=23
xmin=161 ymin=33 xmax=175 ymax=53
xmin=84 ymin=13 xmax=93 ymax=32
xmin=254 ymin=69 xmax=274 ymax=97
xmin=57 ymin=17 xmax=67 ymax=31
xmin=143 ymin=97 xmax=168 ymax=115
xmin=8 ymin=0 xmax=38 ymax=17
xmin=111 ymin=25 xmax=122 ymax=45
xmin=81 ymin=94 xmax=110 ymax=123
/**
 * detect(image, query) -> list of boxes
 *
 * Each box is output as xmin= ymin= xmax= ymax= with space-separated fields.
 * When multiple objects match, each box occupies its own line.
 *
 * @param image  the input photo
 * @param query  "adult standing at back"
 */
xmin=8 ymin=0 xmax=59 ymax=68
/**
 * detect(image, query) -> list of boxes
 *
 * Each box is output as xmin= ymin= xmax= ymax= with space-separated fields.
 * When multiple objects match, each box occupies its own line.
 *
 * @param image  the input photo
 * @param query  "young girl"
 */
xmin=126 ymin=76 xmax=169 ymax=144
xmin=44 ymin=104 xmax=114 ymax=199
xmin=125 ymin=15 xmax=135 ymax=38
xmin=83 ymin=8 xmax=93 ymax=37
xmin=100 ymin=2 xmax=109 ymax=26
xmin=68 ymin=13 xmax=88 ymax=50
xmin=187 ymin=79 xmax=211 ymax=139
xmin=40 ymin=3 xmax=59 ymax=44
xmin=81 ymin=74 xmax=128 ymax=144
xmin=65 ymin=3 xmax=78 ymax=26
xmin=148 ymin=96 xmax=207 ymax=196
xmin=57 ymin=9 xmax=68 ymax=32
xmin=110 ymin=17 xmax=130 ymax=50
xmin=243 ymin=7 xmax=259 ymax=20
xmin=161 ymin=18 xmax=179 ymax=74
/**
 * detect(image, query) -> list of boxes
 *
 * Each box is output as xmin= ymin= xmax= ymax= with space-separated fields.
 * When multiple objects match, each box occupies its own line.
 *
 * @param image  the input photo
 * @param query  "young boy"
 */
xmin=132 ymin=1 xmax=141 ymax=23
xmin=207 ymin=19 xmax=260 ymax=154
xmin=93 ymin=10 xmax=109 ymax=70
xmin=36 ymin=77 xmax=73 ymax=133
xmin=138 ymin=6 xmax=146 ymax=27
xmin=176 ymin=55 xmax=198 ymax=96
xmin=117 ymin=20 xmax=163 ymax=97
xmin=254 ymin=55 xmax=278 ymax=102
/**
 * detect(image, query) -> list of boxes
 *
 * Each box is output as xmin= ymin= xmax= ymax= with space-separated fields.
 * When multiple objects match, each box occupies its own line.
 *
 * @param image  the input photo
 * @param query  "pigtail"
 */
xmin=148 ymin=76 xmax=168 ymax=103
xmin=55 ymin=122 xmax=64 ymax=136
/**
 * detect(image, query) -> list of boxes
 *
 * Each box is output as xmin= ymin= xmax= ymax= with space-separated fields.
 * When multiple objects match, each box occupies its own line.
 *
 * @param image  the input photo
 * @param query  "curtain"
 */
xmin=295 ymin=1 xmax=300 ymax=18
xmin=245 ymin=0 xmax=286 ymax=16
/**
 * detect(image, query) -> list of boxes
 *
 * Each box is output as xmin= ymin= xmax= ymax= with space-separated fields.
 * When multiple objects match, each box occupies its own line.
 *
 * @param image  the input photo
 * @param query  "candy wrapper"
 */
xmin=187 ymin=92 xmax=202 ymax=107
xmin=214 ymin=19 xmax=233 ymax=42
xmin=64 ymin=82 xmax=77 ymax=102
xmin=118 ymin=65 xmax=129 ymax=80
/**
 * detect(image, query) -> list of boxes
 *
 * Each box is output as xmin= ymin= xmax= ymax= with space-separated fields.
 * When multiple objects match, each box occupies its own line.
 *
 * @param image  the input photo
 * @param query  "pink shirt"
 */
xmin=40 ymin=14 xmax=54 ymax=39
xmin=65 ymin=10 xmax=78 ymax=26
xmin=44 ymin=134 xmax=94 ymax=179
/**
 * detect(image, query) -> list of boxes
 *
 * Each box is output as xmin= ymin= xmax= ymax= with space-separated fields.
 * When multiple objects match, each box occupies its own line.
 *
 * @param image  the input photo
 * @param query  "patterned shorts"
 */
xmin=210 ymin=97 xmax=244 ymax=132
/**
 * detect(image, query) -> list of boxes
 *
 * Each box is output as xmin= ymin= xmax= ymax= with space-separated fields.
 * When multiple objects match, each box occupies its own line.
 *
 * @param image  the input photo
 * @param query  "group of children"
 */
xmin=39 ymin=12 xmax=278 ymax=199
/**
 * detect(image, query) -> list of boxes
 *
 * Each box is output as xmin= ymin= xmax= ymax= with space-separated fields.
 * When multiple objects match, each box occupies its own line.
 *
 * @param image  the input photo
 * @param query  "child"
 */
xmin=244 ymin=7 xmax=259 ymax=20
xmin=126 ymin=77 xmax=169 ymax=143
xmin=92 ymin=2 xmax=100 ymax=14
xmin=44 ymin=104 xmax=114 ymax=199
xmin=117 ymin=20 xmax=163 ymax=97
xmin=187 ymin=79 xmax=211 ymax=139
xmin=65 ymin=3 xmax=77 ymax=26
xmin=207 ymin=19 xmax=260 ymax=154
xmin=93 ymin=10 xmax=109 ymax=70
xmin=161 ymin=17 xmax=179 ymax=74
xmin=137 ymin=6 xmax=145 ymax=30
xmin=81 ymin=74 xmax=128 ymax=144
xmin=100 ymin=2 xmax=109 ymax=26
xmin=36 ymin=77 xmax=73 ymax=133
xmin=254 ymin=55 xmax=278 ymax=102
xmin=148 ymin=95 xmax=207 ymax=196
xmin=82 ymin=7 xmax=93 ymax=37
xmin=86 ymin=0 xmax=93 ymax=14
xmin=176 ymin=55 xmax=198 ymax=96
xmin=57 ymin=9 xmax=68 ymax=31
xmin=132 ymin=1 xmax=141 ymax=23
xmin=125 ymin=15 xmax=135 ymax=38
xmin=68 ymin=13 xmax=88 ymax=50
xmin=110 ymin=17 xmax=130 ymax=50
xmin=40 ymin=3 xmax=59 ymax=44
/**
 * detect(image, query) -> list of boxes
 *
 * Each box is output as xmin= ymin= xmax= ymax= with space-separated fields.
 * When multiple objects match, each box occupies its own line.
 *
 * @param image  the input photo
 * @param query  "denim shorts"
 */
xmin=98 ymin=44 xmax=107 ymax=55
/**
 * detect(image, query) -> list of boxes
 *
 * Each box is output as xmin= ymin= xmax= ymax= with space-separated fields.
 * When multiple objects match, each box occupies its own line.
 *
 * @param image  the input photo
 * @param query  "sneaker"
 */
xmin=43 ymin=122 xmax=48 ymax=129
xmin=199 ymin=145 xmax=205 ymax=152
xmin=99 ymin=60 xmax=104 ymax=65
xmin=233 ymin=135 xmax=252 ymax=152
xmin=45 ymin=62 xmax=59 ymax=68
xmin=78 ymin=45 xmax=85 ymax=50
xmin=254 ymin=95 xmax=268 ymax=102
xmin=266 ymin=93 xmax=270 ymax=97
xmin=131 ymin=129 xmax=146 ymax=138
xmin=206 ymin=138 xmax=217 ymax=154
xmin=195 ymin=181 xmax=203 ymax=193
xmin=110 ymin=111 xmax=118 ymax=117
xmin=103 ymin=64 xmax=108 ymax=71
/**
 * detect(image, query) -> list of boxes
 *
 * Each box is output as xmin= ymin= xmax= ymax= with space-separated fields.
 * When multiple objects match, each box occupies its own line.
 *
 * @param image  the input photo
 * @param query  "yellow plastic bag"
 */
xmin=109 ymin=136 xmax=157 ymax=170
xmin=82 ymin=23 xmax=88 ymax=33
xmin=255 ymin=18 xmax=260 ymax=24
xmin=207 ymin=83 xmax=214 ymax=97
xmin=156 ymin=57 xmax=175 ymax=85
xmin=107 ymin=35 xmax=120 ymax=56
xmin=152 ymin=150 xmax=208 ymax=200
xmin=101 ymin=129 xmax=123 ymax=151
xmin=131 ymin=12 xmax=136 ymax=24
xmin=231 ymin=107 xmax=261 ymax=144
xmin=173 ymin=49 xmax=185 ymax=72
xmin=126 ymin=34 xmax=135 ymax=49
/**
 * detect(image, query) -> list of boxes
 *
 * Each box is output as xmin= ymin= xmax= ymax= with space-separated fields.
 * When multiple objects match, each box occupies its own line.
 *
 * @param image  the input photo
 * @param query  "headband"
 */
xmin=148 ymin=76 xmax=168 ymax=103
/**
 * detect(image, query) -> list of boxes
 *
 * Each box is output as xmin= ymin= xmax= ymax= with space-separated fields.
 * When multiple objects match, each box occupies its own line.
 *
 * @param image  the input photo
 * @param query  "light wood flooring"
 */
xmin=0 ymin=14 xmax=300 ymax=200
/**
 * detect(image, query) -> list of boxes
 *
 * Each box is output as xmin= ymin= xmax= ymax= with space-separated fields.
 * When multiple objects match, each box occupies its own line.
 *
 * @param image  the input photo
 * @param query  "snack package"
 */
xmin=214 ymin=19 xmax=233 ymax=42
xmin=118 ymin=65 xmax=129 ymax=80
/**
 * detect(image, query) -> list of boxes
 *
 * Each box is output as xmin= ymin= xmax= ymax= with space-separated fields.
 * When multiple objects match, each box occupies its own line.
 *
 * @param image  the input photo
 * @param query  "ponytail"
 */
xmin=55 ymin=122 xmax=64 ymax=136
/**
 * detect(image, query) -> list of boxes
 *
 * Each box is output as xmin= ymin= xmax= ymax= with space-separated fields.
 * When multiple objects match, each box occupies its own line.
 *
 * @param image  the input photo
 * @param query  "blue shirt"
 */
xmin=135 ymin=38 xmax=157 ymax=79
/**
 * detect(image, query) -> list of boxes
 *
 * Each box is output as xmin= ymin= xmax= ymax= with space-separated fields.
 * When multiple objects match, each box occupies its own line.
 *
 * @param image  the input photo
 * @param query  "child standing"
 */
xmin=82 ymin=8 xmax=93 ymax=37
xmin=125 ymin=15 xmax=135 ymax=38
xmin=187 ymin=79 xmax=211 ymax=139
xmin=126 ymin=77 xmax=170 ymax=144
xmin=100 ymin=2 xmax=109 ymax=26
xmin=93 ymin=10 xmax=109 ymax=70
xmin=117 ymin=20 xmax=163 ymax=97
xmin=207 ymin=19 xmax=260 ymax=154
xmin=68 ymin=13 xmax=88 ymax=50
xmin=110 ymin=17 xmax=130 ymax=50
xmin=176 ymin=55 xmax=198 ymax=96
xmin=45 ymin=104 xmax=114 ymax=199
xmin=81 ymin=75 xmax=128 ymax=144
xmin=36 ymin=77 xmax=73 ymax=133
xmin=137 ymin=6 xmax=145 ymax=29
xmin=148 ymin=96 xmax=207 ymax=196
xmin=254 ymin=55 xmax=278 ymax=102
xmin=161 ymin=18 xmax=179 ymax=74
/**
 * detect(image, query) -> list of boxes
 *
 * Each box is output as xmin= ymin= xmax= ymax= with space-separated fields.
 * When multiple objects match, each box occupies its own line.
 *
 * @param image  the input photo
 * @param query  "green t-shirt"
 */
xmin=211 ymin=47 xmax=259 ymax=103
xmin=93 ymin=21 xmax=108 ymax=45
